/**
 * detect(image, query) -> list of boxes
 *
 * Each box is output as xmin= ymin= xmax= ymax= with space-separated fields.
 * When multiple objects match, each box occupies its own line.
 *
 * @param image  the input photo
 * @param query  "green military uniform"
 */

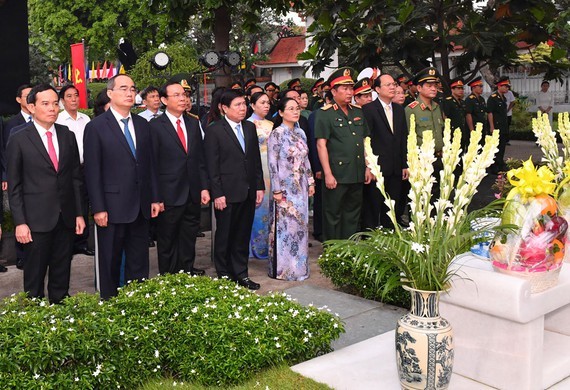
xmin=404 ymin=90 xmax=417 ymax=107
xmin=315 ymin=67 xmax=370 ymax=241
xmin=405 ymin=99 xmax=444 ymax=152
xmin=443 ymin=96 xmax=467 ymax=148
xmin=487 ymin=77 xmax=510 ymax=172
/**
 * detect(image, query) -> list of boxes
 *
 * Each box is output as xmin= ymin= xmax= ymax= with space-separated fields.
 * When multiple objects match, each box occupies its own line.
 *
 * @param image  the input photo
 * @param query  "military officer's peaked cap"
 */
xmin=450 ymin=78 xmax=465 ymax=88
xmin=327 ymin=67 xmax=356 ymax=88
xmin=467 ymin=76 xmax=484 ymax=88
xmin=354 ymin=78 xmax=372 ymax=95
xmin=287 ymin=78 xmax=301 ymax=89
xmin=412 ymin=67 xmax=440 ymax=85
xmin=311 ymin=78 xmax=325 ymax=91
xmin=396 ymin=74 xmax=408 ymax=84
xmin=496 ymin=76 xmax=510 ymax=87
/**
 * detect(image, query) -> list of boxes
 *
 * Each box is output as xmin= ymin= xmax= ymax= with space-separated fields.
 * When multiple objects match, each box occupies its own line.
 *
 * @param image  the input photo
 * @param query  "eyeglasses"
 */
xmin=112 ymin=86 xmax=137 ymax=94
xmin=285 ymin=107 xmax=301 ymax=112
xmin=382 ymin=82 xmax=398 ymax=87
xmin=166 ymin=93 xmax=186 ymax=99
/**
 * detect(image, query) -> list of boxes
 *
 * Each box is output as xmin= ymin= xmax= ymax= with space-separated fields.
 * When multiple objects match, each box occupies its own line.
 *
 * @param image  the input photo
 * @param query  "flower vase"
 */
xmin=396 ymin=287 xmax=454 ymax=390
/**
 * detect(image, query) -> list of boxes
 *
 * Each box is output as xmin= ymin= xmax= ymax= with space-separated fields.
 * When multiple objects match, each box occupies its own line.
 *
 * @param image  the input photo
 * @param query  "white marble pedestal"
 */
xmin=440 ymin=254 xmax=570 ymax=390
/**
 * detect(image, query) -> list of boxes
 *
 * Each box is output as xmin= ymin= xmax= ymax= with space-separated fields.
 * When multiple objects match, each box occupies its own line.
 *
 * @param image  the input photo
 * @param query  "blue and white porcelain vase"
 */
xmin=395 ymin=286 xmax=454 ymax=389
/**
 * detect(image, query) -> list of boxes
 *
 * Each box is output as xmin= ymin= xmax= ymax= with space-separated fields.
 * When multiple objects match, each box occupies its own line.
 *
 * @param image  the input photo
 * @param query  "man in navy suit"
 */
xmin=7 ymin=84 xmax=85 ymax=303
xmin=150 ymin=81 xmax=209 ymax=275
xmin=204 ymin=89 xmax=265 ymax=290
xmin=362 ymin=74 xmax=409 ymax=228
xmin=84 ymin=74 xmax=161 ymax=299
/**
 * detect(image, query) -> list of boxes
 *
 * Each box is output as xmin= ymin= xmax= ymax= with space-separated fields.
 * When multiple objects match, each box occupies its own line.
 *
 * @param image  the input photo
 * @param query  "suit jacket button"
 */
xmin=339 ymin=161 xmax=343 ymax=165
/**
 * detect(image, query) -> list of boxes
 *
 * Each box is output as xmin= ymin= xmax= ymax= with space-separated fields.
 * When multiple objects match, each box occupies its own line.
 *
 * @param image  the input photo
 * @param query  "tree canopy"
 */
xmin=299 ymin=0 xmax=570 ymax=88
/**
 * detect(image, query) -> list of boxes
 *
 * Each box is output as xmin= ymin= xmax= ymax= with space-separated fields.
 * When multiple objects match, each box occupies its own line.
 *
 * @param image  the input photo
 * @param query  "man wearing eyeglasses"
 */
xmin=149 ymin=81 xmax=209 ymax=276
xmin=84 ymin=74 xmax=161 ymax=300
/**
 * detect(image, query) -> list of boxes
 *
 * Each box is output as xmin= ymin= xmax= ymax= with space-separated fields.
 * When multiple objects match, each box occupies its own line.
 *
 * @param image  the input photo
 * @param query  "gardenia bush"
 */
xmin=0 ymin=273 xmax=343 ymax=389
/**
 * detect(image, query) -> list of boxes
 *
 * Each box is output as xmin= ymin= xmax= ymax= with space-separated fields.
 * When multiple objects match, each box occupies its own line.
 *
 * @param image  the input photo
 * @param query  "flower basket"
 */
xmin=490 ymin=161 xmax=566 ymax=293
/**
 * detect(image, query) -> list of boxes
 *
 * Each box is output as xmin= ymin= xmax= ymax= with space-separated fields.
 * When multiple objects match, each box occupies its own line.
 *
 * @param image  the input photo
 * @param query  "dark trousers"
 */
xmin=23 ymin=215 xmax=74 ymax=304
xmin=312 ymin=178 xmax=323 ymax=239
xmin=361 ymin=182 xmax=382 ymax=230
xmin=156 ymin=197 xmax=201 ymax=274
xmin=95 ymin=212 xmax=149 ymax=300
xmin=213 ymin=198 xmax=255 ymax=280
xmin=322 ymin=182 xmax=363 ymax=241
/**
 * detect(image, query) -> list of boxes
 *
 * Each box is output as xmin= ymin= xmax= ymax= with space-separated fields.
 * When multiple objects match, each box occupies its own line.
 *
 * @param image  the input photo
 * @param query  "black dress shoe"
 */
xmin=190 ymin=267 xmax=206 ymax=276
xmin=16 ymin=258 xmax=24 ymax=270
xmin=75 ymin=247 xmax=95 ymax=256
xmin=237 ymin=277 xmax=260 ymax=290
xmin=148 ymin=240 xmax=156 ymax=248
xmin=0 ymin=264 xmax=7 ymax=272
xmin=196 ymin=232 xmax=205 ymax=237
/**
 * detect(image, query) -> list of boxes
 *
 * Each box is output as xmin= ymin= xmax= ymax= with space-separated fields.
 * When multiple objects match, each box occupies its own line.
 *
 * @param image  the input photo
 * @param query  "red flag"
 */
xmin=70 ymin=43 xmax=88 ymax=109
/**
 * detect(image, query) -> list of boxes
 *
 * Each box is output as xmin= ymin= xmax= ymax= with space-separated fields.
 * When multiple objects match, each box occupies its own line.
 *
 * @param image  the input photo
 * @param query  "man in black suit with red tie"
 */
xmin=7 ymin=84 xmax=85 ymax=303
xmin=362 ymin=74 xmax=409 ymax=228
xmin=204 ymin=89 xmax=265 ymax=290
xmin=84 ymin=74 xmax=161 ymax=300
xmin=150 ymin=81 xmax=210 ymax=275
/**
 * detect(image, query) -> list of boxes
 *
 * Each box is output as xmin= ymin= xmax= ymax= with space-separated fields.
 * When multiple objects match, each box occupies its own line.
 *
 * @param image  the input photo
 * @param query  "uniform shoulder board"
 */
xmin=491 ymin=93 xmax=497 ymax=97
xmin=350 ymin=103 xmax=362 ymax=109
xmin=187 ymin=112 xmax=199 ymax=120
xmin=446 ymin=96 xmax=452 ymax=100
xmin=408 ymin=101 xmax=419 ymax=109
xmin=321 ymin=104 xmax=333 ymax=111
xmin=469 ymin=95 xmax=475 ymax=99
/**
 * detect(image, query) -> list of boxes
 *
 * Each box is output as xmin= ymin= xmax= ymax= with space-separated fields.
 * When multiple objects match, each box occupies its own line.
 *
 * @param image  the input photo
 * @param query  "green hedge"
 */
xmin=0 ymin=274 xmax=343 ymax=388
xmin=318 ymin=242 xmax=410 ymax=309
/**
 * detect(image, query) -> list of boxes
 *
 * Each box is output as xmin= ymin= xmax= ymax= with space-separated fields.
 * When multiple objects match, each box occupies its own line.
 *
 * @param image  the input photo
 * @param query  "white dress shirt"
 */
xmin=56 ymin=110 xmax=90 ymax=163
xmin=34 ymin=122 xmax=59 ymax=160
xmin=110 ymin=107 xmax=137 ymax=147
xmin=138 ymin=109 xmax=163 ymax=122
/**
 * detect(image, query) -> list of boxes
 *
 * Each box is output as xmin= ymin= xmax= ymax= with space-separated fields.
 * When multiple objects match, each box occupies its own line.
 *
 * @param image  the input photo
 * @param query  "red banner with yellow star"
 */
xmin=70 ymin=43 xmax=88 ymax=109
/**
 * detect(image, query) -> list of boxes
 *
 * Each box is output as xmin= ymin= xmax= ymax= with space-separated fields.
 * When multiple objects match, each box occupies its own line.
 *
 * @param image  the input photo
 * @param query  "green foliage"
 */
xmin=129 ymin=43 xmax=201 ymax=90
xmin=511 ymin=97 xmax=534 ymax=133
xmin=28 ymin=0 xmax=186 ymax=62
xmin=300 ymin=0 xmax=570 ymax=84
xmin=318 ymin=244 xmax=410 ymax=309
xmin=0 ymin=273 xmax=343 ymax=388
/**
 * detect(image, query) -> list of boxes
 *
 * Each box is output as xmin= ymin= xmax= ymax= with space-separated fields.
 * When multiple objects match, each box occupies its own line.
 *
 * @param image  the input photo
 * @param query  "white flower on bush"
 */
xmin=411 ymin=242 xmax=425 ymax=254
xmin=93 ymin=364 xmax=102 ymax=377
xmin=155 ymin=350 xmax=159 ymax=358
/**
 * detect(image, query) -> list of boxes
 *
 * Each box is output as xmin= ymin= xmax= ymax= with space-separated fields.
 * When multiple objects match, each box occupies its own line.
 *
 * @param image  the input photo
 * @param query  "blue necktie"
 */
xmin=236 ymin=123 xmax=245 ymax=152
xmin=120 ymin=118 xmax=136 ymax=158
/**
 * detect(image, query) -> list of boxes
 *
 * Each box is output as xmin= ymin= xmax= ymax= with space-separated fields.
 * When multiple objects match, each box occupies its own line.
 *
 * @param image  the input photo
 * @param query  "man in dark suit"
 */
xmin=4 ymin=84 xmax=33 ymax=270
xmin=7 ymin=84 xmax=85 ymax=303
xmin=0 ymin=120 xmax=6 ymax=273
xmin=362 ymin=74 xmax=409 ymax=228
xmin=84 ymin=74 xmax=161 ymax=300
xmin=204 ymin=89 xmax=265 ymax=290
xmin=150 ymin=81 xmax=210 ymax=275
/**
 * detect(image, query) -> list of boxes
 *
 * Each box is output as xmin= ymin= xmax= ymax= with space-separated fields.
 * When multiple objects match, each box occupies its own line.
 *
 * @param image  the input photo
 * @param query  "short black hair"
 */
xmin=159 ymin=81 xmax=181 ymax=99
xmin=16 ymin=84 xmax=33 ymax=98
xmin=27 ymin=84 xmax=58 ymax=105
xmin=141 ymin=85 xmax=159 ymax=100
xmin=59 ymin=84 xmax=79 ymax=100
xmin=541 ymin=80 xmax=550 ymax=87
xmin=219 ymin=89 xmax=245 ymax=108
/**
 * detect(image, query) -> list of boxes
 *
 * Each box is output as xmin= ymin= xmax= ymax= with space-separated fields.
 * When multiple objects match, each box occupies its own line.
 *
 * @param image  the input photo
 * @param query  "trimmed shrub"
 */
xmin=0 ymin=274 xmax=343 ymax=388
xmin=319 ymin=242 xmax=410 ymax=309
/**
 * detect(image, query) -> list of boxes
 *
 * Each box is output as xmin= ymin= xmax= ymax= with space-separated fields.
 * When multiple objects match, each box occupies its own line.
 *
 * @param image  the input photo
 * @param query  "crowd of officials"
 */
xmin=0 ymin=65 xmax=513 ymax=303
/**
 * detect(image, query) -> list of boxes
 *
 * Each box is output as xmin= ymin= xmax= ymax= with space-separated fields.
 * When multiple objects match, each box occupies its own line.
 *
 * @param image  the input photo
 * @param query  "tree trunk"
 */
xmin=213 ymin=5 xmax=232 ymax=87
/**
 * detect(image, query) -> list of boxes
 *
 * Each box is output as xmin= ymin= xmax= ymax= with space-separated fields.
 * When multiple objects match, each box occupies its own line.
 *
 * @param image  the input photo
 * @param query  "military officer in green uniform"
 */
xmin=465 ymin=76 xmax=489 ymax=135
xmin=442 ymin=77 xmax=468 ymax=150
xmin=487 ymin=76 xmax=510 ymax=173
xmin=315 ymin=67 xmax=373 ymax=240
xmin=312 ymin=81 xmax=330 ymax=111
xmin=405 ymin=67 xmax=445 ymax=198
xmin=403 ymin=79 xmax=418 ymax=106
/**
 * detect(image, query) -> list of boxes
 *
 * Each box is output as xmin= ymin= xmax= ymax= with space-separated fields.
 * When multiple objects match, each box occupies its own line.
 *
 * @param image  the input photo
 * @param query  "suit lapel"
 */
xmin=105 ymin=111 xmax=136 ymax=160
xmin=376 ymin=100 xmax=393 ymax=135
xmin=54 ymin=125 xmax=68 ymax=169
xmin=223 ymin=120 xmax=244 ymax=154
xmin=25 ymin=124 xmax=56 ymax=171
xmin=164 ymin=115 xmax=187 ymax=154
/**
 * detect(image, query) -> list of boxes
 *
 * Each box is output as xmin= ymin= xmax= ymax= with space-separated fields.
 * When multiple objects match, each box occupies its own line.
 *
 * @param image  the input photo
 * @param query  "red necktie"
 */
xmin=176 ymin=119 xmax=187 ymax=153
xmin=46 ymin=131 xmax=58 ymax=171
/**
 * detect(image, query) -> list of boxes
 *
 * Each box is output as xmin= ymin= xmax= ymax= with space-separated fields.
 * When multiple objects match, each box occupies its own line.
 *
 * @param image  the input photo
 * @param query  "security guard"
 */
xmin=315 ymin=67 xmax=372 ymax=240
xmin=465 ymin=76 xmax=489 ymax=135
xmin=442 ymin=77 xmax=468 ymax=150
xmin=405 ymin=67 xmax=444 ymax=152
xmin=487 ymin=76 xmax=510 ymax=173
